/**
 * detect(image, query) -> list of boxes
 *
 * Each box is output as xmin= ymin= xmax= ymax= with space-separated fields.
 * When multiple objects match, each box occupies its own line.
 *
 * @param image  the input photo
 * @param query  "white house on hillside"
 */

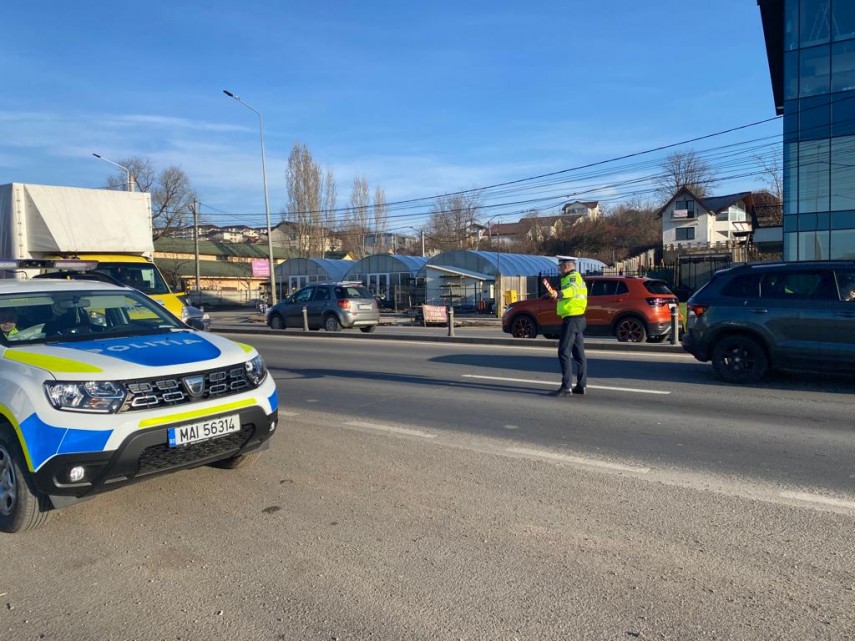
xmin=658 ymin=188 xmax=754 ymax=248
xmin=561 ymin=200 xmax=601 ymax=218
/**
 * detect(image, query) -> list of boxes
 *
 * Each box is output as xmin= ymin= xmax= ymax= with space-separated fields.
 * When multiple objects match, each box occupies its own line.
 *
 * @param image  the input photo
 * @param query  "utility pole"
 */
xmin=193 ymin=199 xmax=201 ymax=307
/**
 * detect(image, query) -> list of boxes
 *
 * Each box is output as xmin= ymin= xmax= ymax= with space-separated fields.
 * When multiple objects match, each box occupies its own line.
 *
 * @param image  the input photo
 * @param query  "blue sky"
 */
xmin=1 ymin=1 xmax=781 ymax=232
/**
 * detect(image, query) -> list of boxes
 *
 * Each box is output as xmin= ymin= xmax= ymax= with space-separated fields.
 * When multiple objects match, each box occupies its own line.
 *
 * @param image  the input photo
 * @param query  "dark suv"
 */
xmin=267 ymin=281 xmax=380 ymax=332
xmin=502 ymin=275 xmax=680 ymax=342
xmin=682 ymin=261 xmax=855 ymax=383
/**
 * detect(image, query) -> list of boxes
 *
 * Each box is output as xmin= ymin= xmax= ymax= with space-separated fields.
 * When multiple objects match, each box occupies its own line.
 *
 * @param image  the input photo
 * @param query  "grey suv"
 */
xmin=682 ymin=261 xmax=855 ymax=383
xmin=267 ymin=282 xmax=380 ymax=332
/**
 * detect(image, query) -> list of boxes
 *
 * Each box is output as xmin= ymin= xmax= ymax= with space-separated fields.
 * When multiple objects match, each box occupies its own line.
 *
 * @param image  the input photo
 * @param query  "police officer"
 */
xmin=0 ymin=307 xmax=19 ymax=340
xmin=544 ymin=256 xmax=588 ymax=397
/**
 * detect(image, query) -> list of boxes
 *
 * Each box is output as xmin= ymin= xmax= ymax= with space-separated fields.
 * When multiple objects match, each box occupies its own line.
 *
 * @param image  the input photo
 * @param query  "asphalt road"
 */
xmin=2 ymin=333 xmax=853 ymax=641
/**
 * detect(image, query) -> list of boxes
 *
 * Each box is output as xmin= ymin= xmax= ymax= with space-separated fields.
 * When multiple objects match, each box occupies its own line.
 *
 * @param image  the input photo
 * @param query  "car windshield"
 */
xmin=643 ymin=280 xmax=675 ymax=295
xmin=94 ymin=262 xmax=172 ymax=295
xmin=0 ymin=289 xmax=185 ymax=346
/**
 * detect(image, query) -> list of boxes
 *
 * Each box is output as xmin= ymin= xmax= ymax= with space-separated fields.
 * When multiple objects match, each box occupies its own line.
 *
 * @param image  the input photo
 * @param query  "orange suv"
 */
xmin=502 ymin=275 xmax=679 ymax=342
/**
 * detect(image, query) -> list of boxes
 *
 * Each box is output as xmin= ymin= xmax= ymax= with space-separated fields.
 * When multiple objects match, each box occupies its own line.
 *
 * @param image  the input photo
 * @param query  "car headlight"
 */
xmin=180 ymin=305 xmax=191 ymax=322
xmin=45 ymin=381 xmax=126 ymax=413
xmin=244 ymin=354 xmax=267 ymax=386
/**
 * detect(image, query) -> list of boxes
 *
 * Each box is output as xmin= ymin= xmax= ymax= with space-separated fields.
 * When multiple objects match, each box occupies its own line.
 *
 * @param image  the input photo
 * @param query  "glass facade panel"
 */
xmin=799 ymin=93 xmax=831 ymax=139
xmin=831 ymin=91 xmax=855 ymax=136
xmin=784 ymin=142 xmax=799 ymax=215
xmin=830 ymin=229 xmax=855 ymax=258
xmin=799 ymin=213 xmax=819 ymax=230
xmin=800 ymin=45 xmax=831 ymax=96
xmin=785 ymin=50 xmax=800 ymax=100
xmin=785 ymin=0 xmax=799 ymax=50
xmin=784 ymin=215 xmax=799 ymax=232
xmin=798 ymin=230 xmax=830 ymax=259
xmin=784 ymin=232 xmax=799 ymax=260
xmin=830 ymin=136 xmax=855 ymax=210
xmin=831 ymin=0 xmax=855 ymax=41
xmin=831 ymin=40 xmax=855 ymax=92
xmin=831 ymin=210 xmax=855 ymax=228
xmin=797 ymin=139 xmax=830 ymax=212
xmin=801 ymin=0 xmax=830 ymax=47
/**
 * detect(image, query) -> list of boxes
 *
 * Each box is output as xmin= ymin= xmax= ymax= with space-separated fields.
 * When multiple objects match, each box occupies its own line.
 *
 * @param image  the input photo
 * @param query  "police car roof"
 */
xmin=0 ymin=279 xmax=126 ymax=296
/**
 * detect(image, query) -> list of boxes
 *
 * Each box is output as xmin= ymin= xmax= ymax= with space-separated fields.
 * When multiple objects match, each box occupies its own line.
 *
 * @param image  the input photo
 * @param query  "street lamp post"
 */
xmin=92 ymin=153 xmax=135 ymax=192
xmin=408 ymin=226 xmax=425 ymax=257
xmin=223 ymin=89 xmax=277 ymax=305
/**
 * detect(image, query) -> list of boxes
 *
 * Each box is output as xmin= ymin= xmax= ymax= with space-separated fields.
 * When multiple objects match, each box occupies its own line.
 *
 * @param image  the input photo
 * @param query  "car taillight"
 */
xmin=646 ymin=297 xmax=668 ymax=307
xmin=689 ymin=304 xmax=707 ymax=317
xmin=337 ymin=299 xmax=351 ymax=310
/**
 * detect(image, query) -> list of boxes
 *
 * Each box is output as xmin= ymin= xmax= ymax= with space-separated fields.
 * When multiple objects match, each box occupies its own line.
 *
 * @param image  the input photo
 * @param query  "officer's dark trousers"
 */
xmin=558 ymin=315 xmax=587 ymax=390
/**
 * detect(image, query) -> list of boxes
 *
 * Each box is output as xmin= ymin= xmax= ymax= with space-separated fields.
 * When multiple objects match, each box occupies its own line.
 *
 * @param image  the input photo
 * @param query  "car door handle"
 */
xmin=748 ymin=308 xmax=768 ymax=314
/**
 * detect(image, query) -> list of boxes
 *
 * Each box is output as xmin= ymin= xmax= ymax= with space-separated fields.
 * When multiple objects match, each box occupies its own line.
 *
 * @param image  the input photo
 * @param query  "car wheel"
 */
xmin=210 ymin=451 xmax=261 ymax=470
xmin=711 ymin=335 xmax=768 ymax=384
xmin=510 ymin=315 xmax=538 ymax=338
xmin=360 ymin=325 xmax=377 ymax=333
xmin=269 ymin=314 xmax=285 ymax=330
xmin=323 ymin=314 xmax=341 ymax=332
xmin=615 ymin=317 xmax=647 ymax=342
xmin=0 ymin=430 xmax=52 ymax=533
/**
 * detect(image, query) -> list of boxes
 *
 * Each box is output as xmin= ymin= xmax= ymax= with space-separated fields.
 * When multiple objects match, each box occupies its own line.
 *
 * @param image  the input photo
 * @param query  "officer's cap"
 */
xmin=556 ymin=255 xmax=577 ymax=264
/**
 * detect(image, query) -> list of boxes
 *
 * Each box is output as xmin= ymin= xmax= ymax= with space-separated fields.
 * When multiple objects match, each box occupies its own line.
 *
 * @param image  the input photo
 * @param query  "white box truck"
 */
xmin=0 ymin=182 xmax=188 ymax=318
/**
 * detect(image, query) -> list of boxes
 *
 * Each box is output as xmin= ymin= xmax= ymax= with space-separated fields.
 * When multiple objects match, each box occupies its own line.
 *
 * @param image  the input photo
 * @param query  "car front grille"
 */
xmin=122 ymin=364 xmax=252 ymax=411
xmin=136 ymin=424 xmax=255 ymax=475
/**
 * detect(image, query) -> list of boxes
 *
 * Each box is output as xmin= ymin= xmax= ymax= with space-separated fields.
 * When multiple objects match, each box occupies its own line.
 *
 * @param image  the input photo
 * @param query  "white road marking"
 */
xmin=779 ymin=491 xmax=855 ymax=510
xmin=344 ymin=421 xmax=437 ymax=439
xmin=506 ymin=446 xmax=651 ymax=474
xmin=279 ymin=411 xmax=300 ymax=417
xmin=461 ymin=374 xmax=670 ymax=395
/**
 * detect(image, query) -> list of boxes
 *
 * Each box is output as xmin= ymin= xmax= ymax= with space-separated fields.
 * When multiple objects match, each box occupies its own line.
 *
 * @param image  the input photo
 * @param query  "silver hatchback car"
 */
xmin=267 ymin=281 xmax=380 ymax=332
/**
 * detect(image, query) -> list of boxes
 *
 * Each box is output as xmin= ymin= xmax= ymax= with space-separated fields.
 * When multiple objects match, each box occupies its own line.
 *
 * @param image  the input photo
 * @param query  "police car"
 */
xmin=0 ymin=274 xmax=279 ymax=533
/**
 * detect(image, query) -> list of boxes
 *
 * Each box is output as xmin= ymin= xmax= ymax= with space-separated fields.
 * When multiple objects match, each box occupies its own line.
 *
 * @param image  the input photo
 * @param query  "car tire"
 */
xmin=360 ymin=325 xmax=377 ymax=333
xmin=544 ymin=334 xmax=559 ymax=340
xmin=510 ymin=315 xmax=538 ymax=338
xmin=0 ymin=429 xmax=52 ymax=533
xmin=210 ymin=451 xmax=262 ymax=470
xmin=711 ymin=335 xmax=768 ymax=384
xmin=615 ymin=317 xmax=647 ymax=343
xmin=269 ymin=314 xmax=285 ymax=330
xmin=323 ymin=314 xmax=341 ymax=332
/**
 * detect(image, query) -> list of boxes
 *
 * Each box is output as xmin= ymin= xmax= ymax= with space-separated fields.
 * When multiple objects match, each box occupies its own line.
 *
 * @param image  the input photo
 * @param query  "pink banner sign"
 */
xmin=252 ymin=259 xmax=270 ymax=277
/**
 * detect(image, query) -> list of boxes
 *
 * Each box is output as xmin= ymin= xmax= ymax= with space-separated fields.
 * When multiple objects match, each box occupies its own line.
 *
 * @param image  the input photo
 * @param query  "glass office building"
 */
xmin=759 ymin=0 xmax=855 ymax=260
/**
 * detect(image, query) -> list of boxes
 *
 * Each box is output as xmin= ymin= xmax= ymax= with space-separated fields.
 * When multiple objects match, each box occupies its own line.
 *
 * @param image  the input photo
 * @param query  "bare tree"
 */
xmin=754 ymin=151 xmax=783 ymax=202
xmin=320 ymin=168 xmax=338 ymax=256
xmin=426 ymin=191 xmax=483 ymax=252
xmin=373 ymin=187 xmax=388 ymax=253
xmin=105 ymin=157 xmax=198 ymax=239
xmin=285 ymin=143 xmax=322 ymax=257
xmin=656 ymin=150 xmax=717 ymax=202
xmin=342 ymin=177 xmax=370 ymax=257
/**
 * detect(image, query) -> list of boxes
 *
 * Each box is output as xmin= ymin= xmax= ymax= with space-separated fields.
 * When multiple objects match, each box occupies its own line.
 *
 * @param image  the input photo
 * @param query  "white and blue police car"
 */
xmin=0 ymin=276 xmax=278 ymax=533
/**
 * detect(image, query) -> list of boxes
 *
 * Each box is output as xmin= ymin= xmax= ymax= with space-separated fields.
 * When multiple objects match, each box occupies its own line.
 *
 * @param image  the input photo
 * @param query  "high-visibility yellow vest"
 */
xmin=556 ymin=271 xmax=587 ymax=317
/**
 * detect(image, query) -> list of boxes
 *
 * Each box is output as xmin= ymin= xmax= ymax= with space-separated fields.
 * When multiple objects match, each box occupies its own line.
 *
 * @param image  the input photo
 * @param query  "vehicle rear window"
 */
xmin=643 ymin=280 xmax=673 ymax=295
xmin=335 ymin=286 xmax=372 ymax=299
xmin=720 ymin=274 xmax=761 ymax=298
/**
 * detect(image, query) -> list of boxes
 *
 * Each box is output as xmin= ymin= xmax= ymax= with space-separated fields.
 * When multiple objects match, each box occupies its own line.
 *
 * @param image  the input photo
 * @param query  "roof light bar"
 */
xmin=0 ymin=259 xmax=100 ymax=271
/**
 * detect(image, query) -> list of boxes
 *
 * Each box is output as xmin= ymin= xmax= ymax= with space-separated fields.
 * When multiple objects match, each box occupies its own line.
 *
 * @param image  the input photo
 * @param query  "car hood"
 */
xmin=1 ymin=330 xmax=255 ymax=379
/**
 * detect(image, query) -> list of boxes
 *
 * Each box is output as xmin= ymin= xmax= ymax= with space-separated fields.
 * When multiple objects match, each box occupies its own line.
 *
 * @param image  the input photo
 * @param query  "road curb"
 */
xmin=212 ymin=323 xmax=686 ymax=353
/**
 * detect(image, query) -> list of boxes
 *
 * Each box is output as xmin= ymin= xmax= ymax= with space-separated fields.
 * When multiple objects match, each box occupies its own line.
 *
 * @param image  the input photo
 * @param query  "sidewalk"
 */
xmin=206 ymin=309 xmax=686 ymax=354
